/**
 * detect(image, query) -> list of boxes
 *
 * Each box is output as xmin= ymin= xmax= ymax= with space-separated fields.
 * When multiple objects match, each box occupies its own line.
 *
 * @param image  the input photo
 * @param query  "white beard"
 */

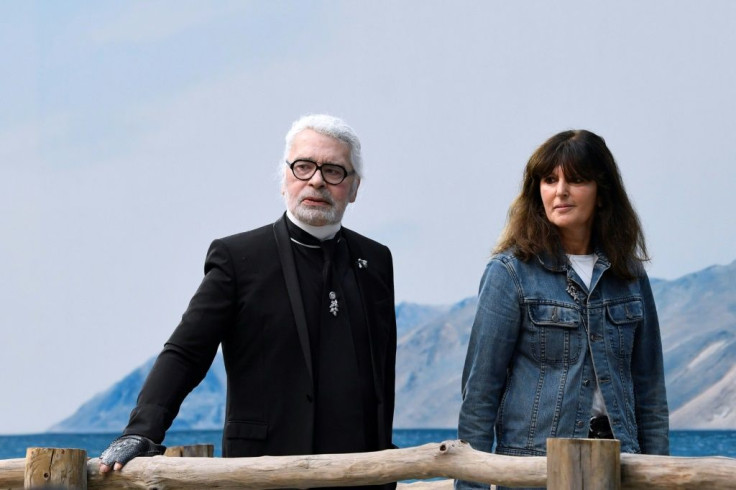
xmin=284 ymin=187 xmax=348 ymax=226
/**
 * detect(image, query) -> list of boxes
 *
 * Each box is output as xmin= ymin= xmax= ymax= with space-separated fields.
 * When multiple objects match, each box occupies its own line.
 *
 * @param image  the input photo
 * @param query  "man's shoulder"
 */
xmin=210 ymin=221 xmax=278 ymax=255
xmin=218 ymin=222 xmax=274 ymax=243
xmin=341 ymin=227 xmax=389 ymax=253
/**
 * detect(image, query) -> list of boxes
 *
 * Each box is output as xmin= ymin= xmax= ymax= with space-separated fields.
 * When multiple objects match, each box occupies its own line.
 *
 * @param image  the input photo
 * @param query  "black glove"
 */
xmin=99 ymin=435 xmax=166 ymax=468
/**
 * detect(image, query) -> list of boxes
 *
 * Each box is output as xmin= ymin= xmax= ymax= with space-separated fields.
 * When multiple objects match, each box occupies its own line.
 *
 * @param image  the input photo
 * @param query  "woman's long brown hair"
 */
xmin=495 ymin=129 xmax=649 ymax=280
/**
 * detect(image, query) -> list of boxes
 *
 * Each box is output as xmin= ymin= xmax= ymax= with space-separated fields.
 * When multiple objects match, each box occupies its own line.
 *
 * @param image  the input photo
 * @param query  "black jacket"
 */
xmin=124 ymin=215 xmax=397 ymax=459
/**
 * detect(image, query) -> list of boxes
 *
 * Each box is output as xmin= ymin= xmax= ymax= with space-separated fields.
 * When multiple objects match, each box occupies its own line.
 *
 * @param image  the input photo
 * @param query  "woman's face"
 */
xmin=540 ymin=166 xmax=598 ymax=247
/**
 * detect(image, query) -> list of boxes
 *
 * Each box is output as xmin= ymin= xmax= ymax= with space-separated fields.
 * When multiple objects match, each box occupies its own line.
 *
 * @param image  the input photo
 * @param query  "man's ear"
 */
xmin=349 ymin=178 xmax=361 ymax=203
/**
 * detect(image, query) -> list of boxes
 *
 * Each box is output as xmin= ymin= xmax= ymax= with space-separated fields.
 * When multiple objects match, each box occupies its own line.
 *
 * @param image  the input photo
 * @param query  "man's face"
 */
xmin=282 ymin=129 xmax=359 ymax=226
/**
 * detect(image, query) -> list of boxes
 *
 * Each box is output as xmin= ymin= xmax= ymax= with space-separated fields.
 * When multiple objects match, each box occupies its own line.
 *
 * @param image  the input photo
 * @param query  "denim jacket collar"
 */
xmin=535 ymin=247 xmax=611 ymax=273
xmin=535 ymin=247 xmax=612 ymax=295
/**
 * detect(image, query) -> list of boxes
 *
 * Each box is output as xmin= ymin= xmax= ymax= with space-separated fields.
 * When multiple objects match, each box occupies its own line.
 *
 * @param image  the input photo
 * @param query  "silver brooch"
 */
xmin=329 ymin=291 xmax=339 ymax=316
xmin=357 ymin=258 xmax=368 ymax=269
xmin=566 ymin=277 xmax=581 ymax=304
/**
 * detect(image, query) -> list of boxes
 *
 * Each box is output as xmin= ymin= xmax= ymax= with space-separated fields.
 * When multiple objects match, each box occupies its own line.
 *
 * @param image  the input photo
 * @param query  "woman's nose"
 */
xmin=556 ymin=179 xmax=569 ymax=196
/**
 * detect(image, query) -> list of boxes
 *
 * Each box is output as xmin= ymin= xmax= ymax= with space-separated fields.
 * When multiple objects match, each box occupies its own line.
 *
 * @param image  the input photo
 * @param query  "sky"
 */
xmin=1 ymin=0 xmax=735 ymax=435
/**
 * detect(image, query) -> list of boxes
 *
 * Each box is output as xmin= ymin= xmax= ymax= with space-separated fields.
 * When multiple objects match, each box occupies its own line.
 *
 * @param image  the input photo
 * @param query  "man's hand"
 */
xmin=99 ymin=435 xmax=166 ymax=473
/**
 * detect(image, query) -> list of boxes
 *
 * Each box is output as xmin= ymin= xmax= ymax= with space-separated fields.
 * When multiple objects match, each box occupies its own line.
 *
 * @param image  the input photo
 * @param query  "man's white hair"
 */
xmin=281 ymin=114 xmax=363 ymax=181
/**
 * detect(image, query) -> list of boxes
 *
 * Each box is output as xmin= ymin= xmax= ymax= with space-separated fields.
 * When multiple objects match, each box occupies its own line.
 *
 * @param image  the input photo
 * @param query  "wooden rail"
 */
xmin=1 ymin=439 xmax=735 ymax=489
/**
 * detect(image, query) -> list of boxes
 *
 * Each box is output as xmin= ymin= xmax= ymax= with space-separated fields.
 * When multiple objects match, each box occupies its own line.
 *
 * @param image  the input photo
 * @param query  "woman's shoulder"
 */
xmin=486 ymin=248 xmax=547 ymax=280
xmin=490 ymin=247 xmax=544 ymax=268
xmin=491 ymin=247 xmax=520 ymax=262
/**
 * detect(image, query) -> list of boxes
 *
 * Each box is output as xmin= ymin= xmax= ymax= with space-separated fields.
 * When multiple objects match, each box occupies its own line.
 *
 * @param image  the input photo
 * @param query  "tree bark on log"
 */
xmin=620 ymin=453 xmax=736 ymax=488
xmin=2 ymin=440 xmax=736 ymax=489
xmin=547 ymin=438 xmax=620 ymax=490
xmin=0 ymin=457 xmax=24 ymax=490
xmin=82 ymin=441 xmax=542 ymax=489
xmin=24 ymin=448 xmax=87 ymax=489
xmin=163 ymin=445 xmax=214 ymax=458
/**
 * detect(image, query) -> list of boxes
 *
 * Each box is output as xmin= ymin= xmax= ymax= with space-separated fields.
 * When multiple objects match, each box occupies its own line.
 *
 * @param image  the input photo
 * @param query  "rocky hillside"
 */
xmin=50 ymin=260 xmax=736 ymax=431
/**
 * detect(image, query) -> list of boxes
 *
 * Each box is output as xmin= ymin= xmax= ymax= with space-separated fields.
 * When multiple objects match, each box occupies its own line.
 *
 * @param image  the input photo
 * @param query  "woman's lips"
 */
xmin=554 ymin=204 xmax=574 ymax=211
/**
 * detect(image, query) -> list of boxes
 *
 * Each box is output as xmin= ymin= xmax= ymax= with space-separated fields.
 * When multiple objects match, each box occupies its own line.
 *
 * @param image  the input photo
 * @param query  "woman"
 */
xmin=456 ymin=130 xmax=669 ymax=490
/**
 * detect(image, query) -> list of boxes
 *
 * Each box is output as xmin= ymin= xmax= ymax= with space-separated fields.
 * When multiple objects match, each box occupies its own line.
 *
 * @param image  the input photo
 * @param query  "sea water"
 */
xmin=1 ymin=429 xmax=734 ymax=460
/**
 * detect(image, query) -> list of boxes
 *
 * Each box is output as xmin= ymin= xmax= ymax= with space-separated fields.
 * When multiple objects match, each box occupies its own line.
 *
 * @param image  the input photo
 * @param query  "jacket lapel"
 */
xmin=273 ymin=215 xmax=313 ymax=383
xmin=343 ymin=231 xmax=384 ymax=403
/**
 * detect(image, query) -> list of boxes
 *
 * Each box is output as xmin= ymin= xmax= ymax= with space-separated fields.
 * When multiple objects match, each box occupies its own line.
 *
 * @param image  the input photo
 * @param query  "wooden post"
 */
xmin=547 ymin=438 xmax=620 ymax=490
xmin=24 ymin=448 xmax=87 ymax=489
xmin=164 ymin=444 xmax=215 ymax=458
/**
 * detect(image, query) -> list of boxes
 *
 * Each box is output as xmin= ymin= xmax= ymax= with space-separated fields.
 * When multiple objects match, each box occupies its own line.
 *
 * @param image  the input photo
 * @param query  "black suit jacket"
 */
xmin=124 ymin=215 xmax=397 ymax=458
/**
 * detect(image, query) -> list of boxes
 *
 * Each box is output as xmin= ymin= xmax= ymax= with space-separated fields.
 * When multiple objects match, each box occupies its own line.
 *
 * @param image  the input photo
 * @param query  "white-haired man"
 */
xmin=100 ymin=115 xmax=397 ymax=489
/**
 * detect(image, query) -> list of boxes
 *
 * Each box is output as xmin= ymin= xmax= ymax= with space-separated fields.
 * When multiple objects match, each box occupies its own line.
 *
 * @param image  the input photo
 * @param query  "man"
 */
xmin=100 ymin=115 xmax=397 ymax=486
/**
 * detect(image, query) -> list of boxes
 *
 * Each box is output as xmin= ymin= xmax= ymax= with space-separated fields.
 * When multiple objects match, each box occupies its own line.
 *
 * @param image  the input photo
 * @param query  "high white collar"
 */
xmin=286 ymin=210 xmax=341 ymax=241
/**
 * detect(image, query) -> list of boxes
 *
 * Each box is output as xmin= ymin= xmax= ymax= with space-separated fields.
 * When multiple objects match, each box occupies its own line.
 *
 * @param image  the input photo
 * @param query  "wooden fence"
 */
xmin=1 ymin=439 xmax=735 ymax=489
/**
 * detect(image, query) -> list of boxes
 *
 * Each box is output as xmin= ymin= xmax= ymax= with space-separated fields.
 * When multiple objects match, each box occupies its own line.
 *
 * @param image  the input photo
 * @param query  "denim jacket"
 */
xmin=456 ymin=249 xmax=669 ymax=489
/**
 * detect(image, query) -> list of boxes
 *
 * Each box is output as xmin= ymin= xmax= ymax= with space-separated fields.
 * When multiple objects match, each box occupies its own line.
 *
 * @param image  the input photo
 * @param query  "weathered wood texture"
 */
xmin=547 ymin=438 xmax=620 ymax=490
xmin=0 ymin=457 xmax=24 ymax=490
xmin=84 ymin=441 xmax=539 ymax=489
xmin=24 ymin=448 xmax=87 ymax=489
xmin=1 ymin=440 xmax=736 ymax=489
xmin=163 ymin=444 xmax=214 ymax=458
xmin=620 ymin=453 xmax=736 ymax=488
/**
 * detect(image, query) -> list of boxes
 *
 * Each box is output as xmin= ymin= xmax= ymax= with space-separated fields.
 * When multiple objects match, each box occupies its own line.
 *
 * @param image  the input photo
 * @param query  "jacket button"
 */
xmin=576 ymin=421 xmax=584 ymax=428
xmin=583 ymin=379 xmax=590 ymax=386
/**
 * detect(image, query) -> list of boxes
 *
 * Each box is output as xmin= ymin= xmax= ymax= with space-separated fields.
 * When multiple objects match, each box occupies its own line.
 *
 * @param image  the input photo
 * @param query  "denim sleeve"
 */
xmin=456 ymin=258 xmax=522 ymax=490
xmin=632 ymin=273 xmax=670 ymax=455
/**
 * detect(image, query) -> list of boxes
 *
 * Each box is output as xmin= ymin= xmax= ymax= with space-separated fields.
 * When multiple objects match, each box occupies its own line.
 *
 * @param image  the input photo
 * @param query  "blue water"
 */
xmin=1 ymin=429 xmax=734 ymax=460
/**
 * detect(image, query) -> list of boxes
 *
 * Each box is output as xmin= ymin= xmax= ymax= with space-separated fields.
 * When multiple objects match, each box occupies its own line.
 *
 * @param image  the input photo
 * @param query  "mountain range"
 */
xmin=51 ymin=260 xmax=736 ymax=432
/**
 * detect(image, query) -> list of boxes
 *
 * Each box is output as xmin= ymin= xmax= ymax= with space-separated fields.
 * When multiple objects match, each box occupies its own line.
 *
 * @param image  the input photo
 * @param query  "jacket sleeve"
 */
xmin=632 ymin=273 xmax=670 ymax=455
xmin=383 ymin=247 xmax=397 ymax=450
xmin=124 ymin=239 xmax=237 ymax=443
xmin=456 ymin=258 xmax=522 ymax=490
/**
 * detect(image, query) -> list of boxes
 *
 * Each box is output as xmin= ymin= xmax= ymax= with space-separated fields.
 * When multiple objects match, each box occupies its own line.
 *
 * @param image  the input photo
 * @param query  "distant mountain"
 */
xmin=654 ymin=261 xmax=736 ymax=428
xmin=395 ymin=302 xmax=451 ymax=337
xmin=50 ymin=354 xmax=229 ymax=433
xmin=50 ymin=260 xmax=736 ymax=432
xmin=394 ymin=297 xmax=475 ymax=428
xmin=53 ymin=358 xmax=157 ymax=433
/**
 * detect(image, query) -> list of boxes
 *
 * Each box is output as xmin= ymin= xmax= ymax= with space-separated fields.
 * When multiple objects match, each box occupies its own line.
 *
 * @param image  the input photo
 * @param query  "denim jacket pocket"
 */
xmin=527 ymin=303 xmax=582 ymax=364
xmin=606 ymin=299 xmax=643 ymax=359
